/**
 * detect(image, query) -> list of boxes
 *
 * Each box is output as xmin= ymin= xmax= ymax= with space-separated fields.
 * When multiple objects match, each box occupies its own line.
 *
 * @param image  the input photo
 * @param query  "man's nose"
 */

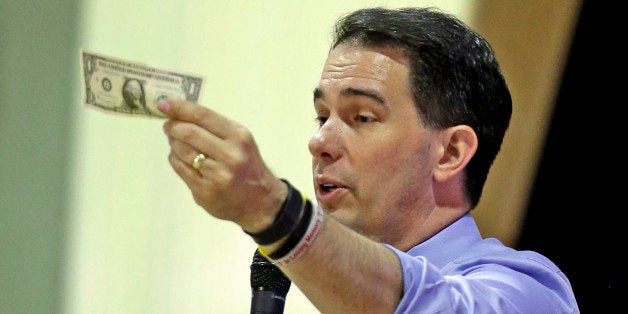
xmin=308 ymin=118 xmax=343 ymax=161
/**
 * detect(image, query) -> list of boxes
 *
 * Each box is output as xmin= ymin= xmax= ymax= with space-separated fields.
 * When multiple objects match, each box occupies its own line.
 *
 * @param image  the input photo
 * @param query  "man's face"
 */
xmin=310 ymin=44 xmax=439 ymax=243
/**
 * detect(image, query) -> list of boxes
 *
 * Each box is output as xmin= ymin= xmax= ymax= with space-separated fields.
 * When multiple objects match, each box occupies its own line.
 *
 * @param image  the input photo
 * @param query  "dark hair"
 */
xmin=331 ymin=7 xmax=512 ymax=208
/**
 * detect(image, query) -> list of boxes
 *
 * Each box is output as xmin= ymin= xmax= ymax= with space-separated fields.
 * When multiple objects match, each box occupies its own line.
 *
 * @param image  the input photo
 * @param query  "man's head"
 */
xmin=309 ymin=7 xmax=511 ymax=247
xmin=329 ymin=7 xmax=512 ymax=209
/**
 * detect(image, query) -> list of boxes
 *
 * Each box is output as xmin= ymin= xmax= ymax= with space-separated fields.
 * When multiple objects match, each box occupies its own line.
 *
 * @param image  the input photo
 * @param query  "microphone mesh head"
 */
xmin=250 ymin=249 xmax=292 ymax=296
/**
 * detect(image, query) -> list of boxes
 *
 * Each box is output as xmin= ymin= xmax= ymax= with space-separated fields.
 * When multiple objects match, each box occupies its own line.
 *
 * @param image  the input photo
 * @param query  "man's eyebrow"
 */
xmin=341 ymin=87 xmax=386 ymax=104
xmin=312 ymin=87 xmax=386 ymax=104
xmin=313 ymin=87 xmax=323 ymax=102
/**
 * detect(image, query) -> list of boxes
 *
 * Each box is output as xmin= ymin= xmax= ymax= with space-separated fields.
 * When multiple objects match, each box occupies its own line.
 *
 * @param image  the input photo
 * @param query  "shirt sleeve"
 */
xmin=385 ymin=244 xmax=455 ymax=313
xmin=384 ymin=244 xmax=579 ymax=314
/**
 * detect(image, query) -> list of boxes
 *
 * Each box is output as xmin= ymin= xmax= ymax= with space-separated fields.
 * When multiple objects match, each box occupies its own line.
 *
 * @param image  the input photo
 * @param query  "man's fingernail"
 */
xmin=157 ymin=99 xmax=170 ymax=112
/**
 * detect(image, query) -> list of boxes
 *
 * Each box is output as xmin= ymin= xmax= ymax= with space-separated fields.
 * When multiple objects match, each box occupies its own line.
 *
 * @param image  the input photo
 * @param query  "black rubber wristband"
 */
xmin=267 ymin=200 xmax=313 ymax=260
xmin=244 ymin=179 xmax=305 ymax=245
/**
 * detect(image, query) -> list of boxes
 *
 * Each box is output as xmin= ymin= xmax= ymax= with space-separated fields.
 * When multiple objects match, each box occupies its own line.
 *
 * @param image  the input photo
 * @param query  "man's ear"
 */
xmin=433 ymin=125 xmax=478 ymax=182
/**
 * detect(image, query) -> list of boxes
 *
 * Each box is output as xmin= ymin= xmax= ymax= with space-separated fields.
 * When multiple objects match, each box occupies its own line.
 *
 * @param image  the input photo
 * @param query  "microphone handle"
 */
xmin=250 ymin=289 xmax=287 ymax=314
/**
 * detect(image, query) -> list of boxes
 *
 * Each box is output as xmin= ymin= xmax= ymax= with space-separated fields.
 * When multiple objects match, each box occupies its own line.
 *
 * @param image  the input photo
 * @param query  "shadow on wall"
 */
xmin=517 ymin=1 xmax=624 ymax=311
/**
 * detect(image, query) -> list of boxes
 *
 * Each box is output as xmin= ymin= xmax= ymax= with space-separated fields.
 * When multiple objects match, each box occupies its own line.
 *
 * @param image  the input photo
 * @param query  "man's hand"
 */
xmin=158 ymin=98 xmax=287 ymax=233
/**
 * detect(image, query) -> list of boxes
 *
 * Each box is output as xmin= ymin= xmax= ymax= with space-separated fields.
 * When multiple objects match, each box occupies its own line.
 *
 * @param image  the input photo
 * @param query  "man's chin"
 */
xmin=327 ymin=209 xmax=360 ymax=230
xmin=328 ymin=208 xmax=384 ymax=241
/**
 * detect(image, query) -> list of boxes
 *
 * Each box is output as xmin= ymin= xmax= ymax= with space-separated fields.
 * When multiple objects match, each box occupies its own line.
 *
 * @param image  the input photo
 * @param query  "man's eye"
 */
xmin=356 ymin=115 xmax=374 ymax=123
xmin=315 ymin=116 xmax=328 ymax=126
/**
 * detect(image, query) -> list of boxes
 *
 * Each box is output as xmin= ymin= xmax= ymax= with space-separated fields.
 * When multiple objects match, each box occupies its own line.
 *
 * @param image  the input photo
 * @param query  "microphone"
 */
xmin=250 ymin=249 xmax=292 ymax=314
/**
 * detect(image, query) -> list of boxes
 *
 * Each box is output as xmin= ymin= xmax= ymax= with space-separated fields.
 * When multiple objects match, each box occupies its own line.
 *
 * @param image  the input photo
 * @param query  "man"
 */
xmin=158 ymin=7 xmax=579 ymax=313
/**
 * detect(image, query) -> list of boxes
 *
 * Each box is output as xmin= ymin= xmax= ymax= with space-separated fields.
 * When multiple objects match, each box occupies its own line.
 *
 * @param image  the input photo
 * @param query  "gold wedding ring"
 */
xmin=192 ymin=153 xmax=206 ymax=170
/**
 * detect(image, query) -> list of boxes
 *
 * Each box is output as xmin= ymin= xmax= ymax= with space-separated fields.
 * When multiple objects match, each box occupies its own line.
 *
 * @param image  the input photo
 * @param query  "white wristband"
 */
xmin=273 ymin=204 xmax=324 ymax=267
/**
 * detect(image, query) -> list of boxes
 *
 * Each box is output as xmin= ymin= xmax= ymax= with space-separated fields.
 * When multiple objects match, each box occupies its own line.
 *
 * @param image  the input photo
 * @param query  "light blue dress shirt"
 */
xmin=388 ymin=213 xmax=579 ymax=313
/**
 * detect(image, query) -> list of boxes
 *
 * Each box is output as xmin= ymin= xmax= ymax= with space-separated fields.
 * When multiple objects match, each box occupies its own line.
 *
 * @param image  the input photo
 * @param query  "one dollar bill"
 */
xmin=80 ymin=49 xmax=204 ymax=118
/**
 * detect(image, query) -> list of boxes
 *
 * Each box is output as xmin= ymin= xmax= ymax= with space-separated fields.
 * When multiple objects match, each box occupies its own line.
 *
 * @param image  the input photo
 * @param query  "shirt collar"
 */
xmin=405 ymin=212 xmax=483 ymax=269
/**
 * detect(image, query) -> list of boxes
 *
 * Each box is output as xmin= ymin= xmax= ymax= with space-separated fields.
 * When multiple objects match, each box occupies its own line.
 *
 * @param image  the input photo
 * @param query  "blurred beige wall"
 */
xmin=1 ymin=1 xmax=580 ymax=313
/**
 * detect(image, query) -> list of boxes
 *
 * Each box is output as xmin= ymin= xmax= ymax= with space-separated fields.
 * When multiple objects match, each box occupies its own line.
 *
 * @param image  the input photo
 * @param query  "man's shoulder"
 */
xmin=451 ymin=237 xmax=563 ymax=273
